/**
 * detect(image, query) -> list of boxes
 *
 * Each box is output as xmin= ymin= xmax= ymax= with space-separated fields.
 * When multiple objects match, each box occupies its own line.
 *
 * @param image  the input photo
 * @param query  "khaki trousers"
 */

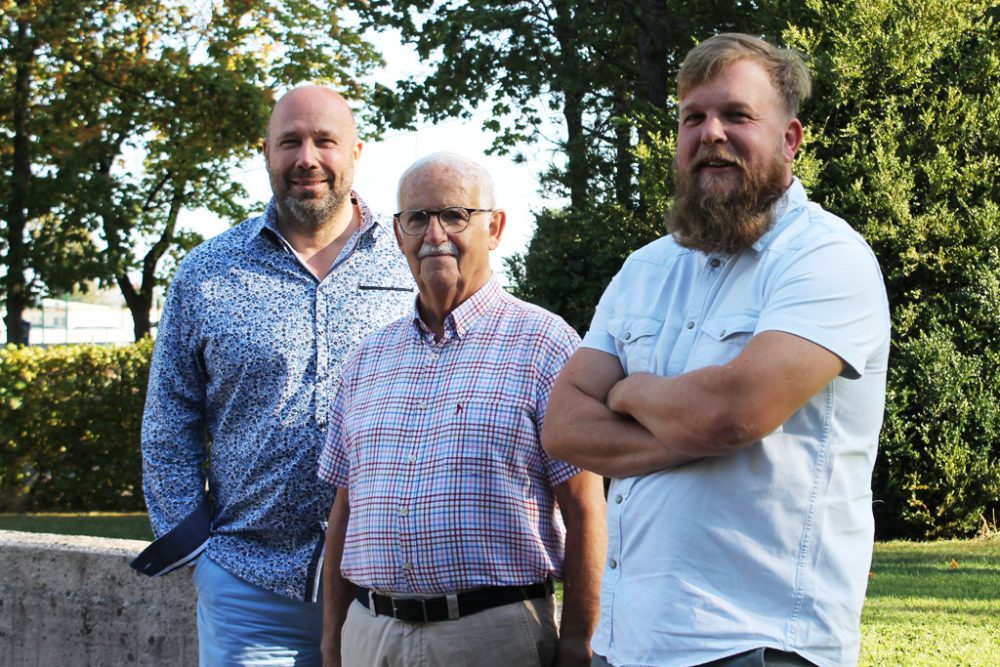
xmin=341 ymin=594 xmax=559 ymax=667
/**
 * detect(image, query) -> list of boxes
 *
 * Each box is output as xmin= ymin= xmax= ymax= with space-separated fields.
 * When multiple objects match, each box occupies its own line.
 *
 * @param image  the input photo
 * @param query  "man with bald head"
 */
xmin=317 ymin=152 xmax=606 ymax=666
xmin=132 ymin=85 xmax=414 ymax=665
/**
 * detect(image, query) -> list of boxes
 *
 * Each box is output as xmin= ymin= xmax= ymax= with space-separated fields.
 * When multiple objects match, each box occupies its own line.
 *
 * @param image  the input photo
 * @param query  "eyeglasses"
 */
xmin=393 ymin=207 xmax=495 ymax=236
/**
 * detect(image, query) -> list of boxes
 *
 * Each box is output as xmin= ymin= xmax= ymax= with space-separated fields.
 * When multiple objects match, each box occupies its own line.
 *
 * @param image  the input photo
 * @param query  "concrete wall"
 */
xmin=0 ymin=531 xmax=197 ymax=667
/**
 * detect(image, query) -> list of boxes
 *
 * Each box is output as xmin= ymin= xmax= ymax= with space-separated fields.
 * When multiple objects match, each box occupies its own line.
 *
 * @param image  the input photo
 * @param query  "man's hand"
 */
xmin=554 ymin=636 xmax=592 ymax=666
xmin=542 ymin=349 xmax=693 ymax=477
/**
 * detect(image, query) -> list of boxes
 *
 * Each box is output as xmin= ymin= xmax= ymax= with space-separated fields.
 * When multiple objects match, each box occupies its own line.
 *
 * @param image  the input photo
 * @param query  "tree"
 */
xmin=379 ymin=0 xmax=1000 ymax=538
xmin=352 ymin=1 xmax=764 ymax=331
xmin=1 ymin=0 xmax=381 ymax=342
xmin=780 ymin=0 xmax=1000 ymax=538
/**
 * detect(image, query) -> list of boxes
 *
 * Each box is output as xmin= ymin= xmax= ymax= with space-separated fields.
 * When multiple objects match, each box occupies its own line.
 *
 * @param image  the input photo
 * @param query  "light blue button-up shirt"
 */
xmin=584 ymin=179 xmax=890 ymax=667
xmin=140 ymin=194 xmax=415 ymax=601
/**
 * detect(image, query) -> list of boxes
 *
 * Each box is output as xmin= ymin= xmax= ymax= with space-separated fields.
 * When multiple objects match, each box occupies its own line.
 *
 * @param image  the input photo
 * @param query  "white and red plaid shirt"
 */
xmin=318 ymin=276 xmax=582 ymax=594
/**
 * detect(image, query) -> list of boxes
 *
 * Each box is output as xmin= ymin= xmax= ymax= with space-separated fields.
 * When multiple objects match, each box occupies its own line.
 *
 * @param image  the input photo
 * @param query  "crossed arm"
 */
xmin=541 ymin=330 xmax=844 ymax=478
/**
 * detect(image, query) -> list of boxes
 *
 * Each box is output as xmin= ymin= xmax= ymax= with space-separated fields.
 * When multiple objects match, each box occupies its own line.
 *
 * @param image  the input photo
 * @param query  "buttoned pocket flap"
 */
xmin=702 ymin=313 xmax=758 ymax=343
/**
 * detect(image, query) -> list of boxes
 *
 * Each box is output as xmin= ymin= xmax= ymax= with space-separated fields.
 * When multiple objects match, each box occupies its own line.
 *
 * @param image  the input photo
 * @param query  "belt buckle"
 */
xmin=391 ymin=596 xmax=429 ymax=622
xmin=367 ymin=589 xmax=377 ymax=617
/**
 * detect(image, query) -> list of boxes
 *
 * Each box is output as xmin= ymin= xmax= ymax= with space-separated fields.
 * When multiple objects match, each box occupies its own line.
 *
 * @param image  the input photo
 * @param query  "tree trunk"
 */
xmin=613 ymin=84 xmax=634 ymax=208
xmin=116 ymin=183 xmax=183 ymax=340
xmin=3 ymin=8 xmax=36 ymax=345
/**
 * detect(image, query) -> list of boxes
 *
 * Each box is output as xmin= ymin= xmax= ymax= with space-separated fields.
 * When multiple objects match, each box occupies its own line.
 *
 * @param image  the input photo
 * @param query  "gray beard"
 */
xmin=276 ymin=191 xmax=346 ymax=232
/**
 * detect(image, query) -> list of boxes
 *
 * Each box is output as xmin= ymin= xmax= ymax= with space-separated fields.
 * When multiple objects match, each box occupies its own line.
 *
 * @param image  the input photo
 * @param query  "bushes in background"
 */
xmin=0 ymin=339 xmax=152 ymax=511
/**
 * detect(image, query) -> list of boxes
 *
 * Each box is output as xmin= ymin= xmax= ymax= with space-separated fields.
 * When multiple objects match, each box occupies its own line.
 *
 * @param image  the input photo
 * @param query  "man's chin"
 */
xmin=695 ymin=173 xmax=741 ymax=198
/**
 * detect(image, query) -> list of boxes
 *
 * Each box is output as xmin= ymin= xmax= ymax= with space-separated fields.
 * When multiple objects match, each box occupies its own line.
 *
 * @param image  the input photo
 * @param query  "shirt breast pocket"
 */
xmin=608 ymin=316 xmax=663 ymax=375
xmin=692 ymin=313 xmax=759 ymax=367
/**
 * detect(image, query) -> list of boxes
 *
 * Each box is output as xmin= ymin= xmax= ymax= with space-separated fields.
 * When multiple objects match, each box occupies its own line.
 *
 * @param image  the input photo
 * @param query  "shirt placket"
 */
xmin=399 ymin=329 xmax=448 ymax=590
xmin=666 ymin=254 xmax=727 ymax=376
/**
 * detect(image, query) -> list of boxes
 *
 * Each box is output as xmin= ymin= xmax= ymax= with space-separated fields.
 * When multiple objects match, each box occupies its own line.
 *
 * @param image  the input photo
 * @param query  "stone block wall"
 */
xmin=0 ymin=531 xmax=197 ymax=666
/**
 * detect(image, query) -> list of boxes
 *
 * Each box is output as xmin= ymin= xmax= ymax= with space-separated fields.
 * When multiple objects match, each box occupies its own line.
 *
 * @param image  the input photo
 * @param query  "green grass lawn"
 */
xmin=860 ymin=536 xmax=1000 ymax=666
xmin=0 ymin=512 xmax=153 ymax=541
xmin=2 ymin=514 xmax=997 ymax=664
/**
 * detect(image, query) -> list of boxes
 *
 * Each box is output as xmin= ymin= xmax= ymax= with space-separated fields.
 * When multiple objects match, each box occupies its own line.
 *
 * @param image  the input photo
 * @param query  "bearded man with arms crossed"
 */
xmin=544 ymin=34 xmax=890 ymax=667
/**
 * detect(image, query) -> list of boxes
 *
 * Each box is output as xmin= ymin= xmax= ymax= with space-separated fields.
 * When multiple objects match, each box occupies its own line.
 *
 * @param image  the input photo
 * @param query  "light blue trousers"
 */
xmin=193 ymin=556 xmax=323 ymax=667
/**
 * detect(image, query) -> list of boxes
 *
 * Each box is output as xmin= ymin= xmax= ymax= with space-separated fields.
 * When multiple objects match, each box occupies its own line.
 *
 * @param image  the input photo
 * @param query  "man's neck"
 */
xmin=277 ymin=202 xmax=358 ymax=279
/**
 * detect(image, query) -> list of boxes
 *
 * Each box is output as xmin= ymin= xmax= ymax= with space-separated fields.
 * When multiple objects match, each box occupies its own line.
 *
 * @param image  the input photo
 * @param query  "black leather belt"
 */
xmin=354 ymin=581 xmax=554 ymax=623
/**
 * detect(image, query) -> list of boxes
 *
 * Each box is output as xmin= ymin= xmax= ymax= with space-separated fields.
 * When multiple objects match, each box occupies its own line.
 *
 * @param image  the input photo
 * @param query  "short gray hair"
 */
xmin=397 ymin=152 xmax=497 ymax=208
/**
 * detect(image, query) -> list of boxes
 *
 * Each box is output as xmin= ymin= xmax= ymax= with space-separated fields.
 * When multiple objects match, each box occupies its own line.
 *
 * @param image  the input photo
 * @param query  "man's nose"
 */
xmin=423 ymin=213 xmax=449 ymax=243
xmin=295 ymin=141 xmax=319 ymax=169
xmin=700 ymin=116 xmax=726 ymax=144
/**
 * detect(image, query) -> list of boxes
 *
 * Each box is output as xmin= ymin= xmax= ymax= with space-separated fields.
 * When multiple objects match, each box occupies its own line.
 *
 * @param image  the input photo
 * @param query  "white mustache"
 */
xmin=417 ymin=241 xmax=459 ymax=258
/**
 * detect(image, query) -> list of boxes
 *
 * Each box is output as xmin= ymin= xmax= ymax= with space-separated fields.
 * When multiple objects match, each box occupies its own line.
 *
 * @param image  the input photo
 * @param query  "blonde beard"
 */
xmin=667 ymin=145 xmax=789 ymax=254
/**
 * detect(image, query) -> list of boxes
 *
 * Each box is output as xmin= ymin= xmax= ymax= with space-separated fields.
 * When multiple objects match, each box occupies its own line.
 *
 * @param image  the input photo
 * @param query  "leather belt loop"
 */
xmin=446 ymin=593 xmax=460 ymax=620
xmin=368 ymin=589 xmax=377 ymax=616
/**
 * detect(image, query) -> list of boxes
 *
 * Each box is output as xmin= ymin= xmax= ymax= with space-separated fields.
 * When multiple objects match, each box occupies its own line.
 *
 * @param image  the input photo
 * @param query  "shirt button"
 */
xmin=686 ymin=321 xmax=695 ymax=330
xmin=624 ymin=332 xmax=632 ymax=341
xmin=403 ymin=561 xmax=413 ymax=571
xmin=399 ymin=507 xmax=409 ymax=517
xmin=710 ymin=258 xmax=721 ymax=268
xmin=720 ymin=329 xmax=727 ymax=337
xmin=615 ymin=494 xmax=623 ymax=504
xmin=418 ymin=401 xmax=428 ymax=410
xmin=609 ymin=559 xmax=618 ymax=569
xmin=408 ymin=455 xmax=416 ymax=463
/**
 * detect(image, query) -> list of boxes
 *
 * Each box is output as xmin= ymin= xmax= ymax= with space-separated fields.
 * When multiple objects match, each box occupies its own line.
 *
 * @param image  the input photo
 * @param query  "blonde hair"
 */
xmin=677 ymin=33 xmax=811 ymax=117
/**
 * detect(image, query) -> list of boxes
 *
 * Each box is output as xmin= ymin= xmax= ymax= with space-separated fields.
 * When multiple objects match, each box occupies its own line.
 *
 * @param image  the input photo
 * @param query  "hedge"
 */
xmin=0 ymin=339 xmax=152 ymax=511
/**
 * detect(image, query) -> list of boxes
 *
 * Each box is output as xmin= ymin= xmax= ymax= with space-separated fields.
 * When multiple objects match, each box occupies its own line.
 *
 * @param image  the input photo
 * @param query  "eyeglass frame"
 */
xmin=392 ymin=206 xmax=496 ymax=236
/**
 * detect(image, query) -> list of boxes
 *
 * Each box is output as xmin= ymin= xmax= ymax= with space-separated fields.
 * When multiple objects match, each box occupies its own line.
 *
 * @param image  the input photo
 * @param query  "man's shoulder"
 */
xmin=493 ymin=290 xmax=581 ymax=347
xmin=619 ymin=234 xmax=686 ymax=271
xmin=773 ymin=196 xmax=873 ymax=257
xmin=349 ymin=313 xmax=413 ymax=356
xmin=174 ymin=216 xmax=262 ymax=278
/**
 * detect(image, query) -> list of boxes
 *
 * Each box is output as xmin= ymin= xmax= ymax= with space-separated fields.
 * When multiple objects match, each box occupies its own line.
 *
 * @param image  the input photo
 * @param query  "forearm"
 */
xmin=607 ymin=332 xmax=847 ymax=457
xmin=553 ymin=473 xmax=606 ymax=666
xmin=607 ymin=371 xmax=739 ymax=458
xmin=543 ymin=381 xmax=693 ymax=478
xmin=322 ymin=493 xmax=353 ymax=667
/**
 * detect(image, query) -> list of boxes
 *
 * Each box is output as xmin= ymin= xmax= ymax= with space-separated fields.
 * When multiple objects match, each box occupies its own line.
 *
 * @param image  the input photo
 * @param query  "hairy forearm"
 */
xmin=543 ymin=382 xmax=693 ymax=477
xmin=606 ymin=371 xmax=745 ymax=458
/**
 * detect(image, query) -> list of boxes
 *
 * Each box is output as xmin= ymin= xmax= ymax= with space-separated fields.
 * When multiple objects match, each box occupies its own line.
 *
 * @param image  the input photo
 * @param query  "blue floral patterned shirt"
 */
xmin=140 ymin=193 xmax=415 ymax=601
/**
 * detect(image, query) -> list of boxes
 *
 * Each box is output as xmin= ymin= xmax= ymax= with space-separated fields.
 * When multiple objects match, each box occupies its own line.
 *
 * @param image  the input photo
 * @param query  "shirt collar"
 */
xmin=411 ymin=274 xmax=503 ymax=340
xmin=751 ymin=177 xmax=808 ymax=252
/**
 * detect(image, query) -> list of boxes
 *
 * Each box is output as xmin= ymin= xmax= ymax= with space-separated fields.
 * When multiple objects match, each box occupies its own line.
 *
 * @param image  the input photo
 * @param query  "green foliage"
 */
xmin=1 ymin=0 xmax=381 ymax=341
xmin=504 ymin=203 xmax=663 ymax=334
xmin=0 ymin=340 xmax=152 ymax=511
xmin=784 ymin=0 xmax=1000 ymax=538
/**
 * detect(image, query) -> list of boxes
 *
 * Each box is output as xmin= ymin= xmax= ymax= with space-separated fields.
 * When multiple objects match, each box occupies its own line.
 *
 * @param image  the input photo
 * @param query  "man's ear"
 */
xmin=488 ymin=209 xmax=507 ymax=251
xmin=784 ymin=117 xmax=804 ymax=162
xmin=393 ymin=219 xmax=404 ymax=250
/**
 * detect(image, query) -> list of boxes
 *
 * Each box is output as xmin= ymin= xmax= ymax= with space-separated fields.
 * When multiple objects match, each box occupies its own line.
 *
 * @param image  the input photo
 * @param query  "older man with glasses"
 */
xmin=317 ymin=152 xmax=606 ymax=667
